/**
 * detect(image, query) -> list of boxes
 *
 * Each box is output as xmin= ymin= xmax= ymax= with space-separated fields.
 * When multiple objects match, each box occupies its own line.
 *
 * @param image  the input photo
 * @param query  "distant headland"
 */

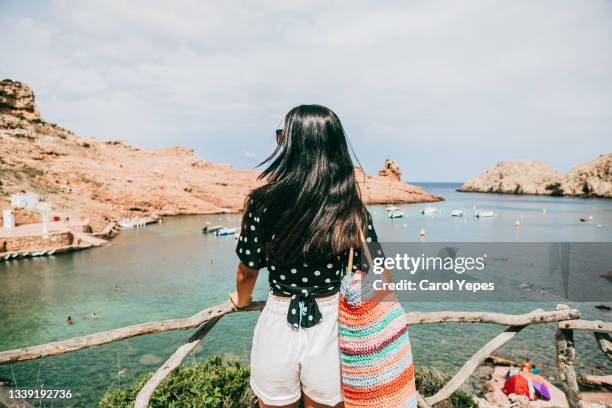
xmin=459 ymin=155 xmax=611 ymax=198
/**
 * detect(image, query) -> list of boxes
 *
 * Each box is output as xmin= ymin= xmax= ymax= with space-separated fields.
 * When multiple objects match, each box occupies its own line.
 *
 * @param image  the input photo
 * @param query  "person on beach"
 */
xmin=230 ymin=105 xmax=379 ymax=408
xmin=522 ymin=358 xmax=533 ymax=372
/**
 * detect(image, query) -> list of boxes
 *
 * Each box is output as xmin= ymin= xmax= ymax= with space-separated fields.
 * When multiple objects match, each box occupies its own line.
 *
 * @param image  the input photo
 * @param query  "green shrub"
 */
xmin=415 ymin=367 xmax=478 ymax=408
xmin=100 ymin=356 xmax=477 ymax=408
xmin=99 ymin=356 xmax=256 ymax=408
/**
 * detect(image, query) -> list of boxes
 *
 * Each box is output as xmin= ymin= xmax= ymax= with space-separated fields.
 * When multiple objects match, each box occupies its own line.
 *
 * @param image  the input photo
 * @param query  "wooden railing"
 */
xmin=554 ymin=305 xmax=612 ymax=408
xmin=0 ymin=302 xmax=610 ymax=408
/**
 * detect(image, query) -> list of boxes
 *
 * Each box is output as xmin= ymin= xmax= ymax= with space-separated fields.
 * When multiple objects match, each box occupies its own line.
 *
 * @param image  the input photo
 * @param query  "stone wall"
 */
xmin=0 ymin=231 xmax=73 ymax=253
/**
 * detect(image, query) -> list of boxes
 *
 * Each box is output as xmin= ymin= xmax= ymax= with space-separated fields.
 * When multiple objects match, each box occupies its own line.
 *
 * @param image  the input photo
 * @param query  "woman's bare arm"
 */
xmin=229 ymin=263 xmax=259 ymax=308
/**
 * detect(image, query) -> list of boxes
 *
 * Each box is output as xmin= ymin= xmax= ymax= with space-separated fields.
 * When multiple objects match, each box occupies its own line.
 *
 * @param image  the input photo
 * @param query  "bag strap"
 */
xmin=359 ymin=230 xmax=374 ymax=266
xmin=347 ymin=247 xmax=354 ymax=274
xmin=346 ymin=228 xmax=373 ymax=273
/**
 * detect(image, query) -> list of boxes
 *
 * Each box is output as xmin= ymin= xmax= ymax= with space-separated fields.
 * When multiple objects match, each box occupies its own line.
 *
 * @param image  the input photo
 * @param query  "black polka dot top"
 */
xmin=235 ymin=203 xmax=382 ymax=328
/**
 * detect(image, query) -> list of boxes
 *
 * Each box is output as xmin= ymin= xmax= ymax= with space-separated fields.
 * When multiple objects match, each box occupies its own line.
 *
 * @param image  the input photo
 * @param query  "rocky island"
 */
xmin=0 ymin=80 xmax=441 ymax=255
xmin=459 ymin=155 xmax=611 ymax=198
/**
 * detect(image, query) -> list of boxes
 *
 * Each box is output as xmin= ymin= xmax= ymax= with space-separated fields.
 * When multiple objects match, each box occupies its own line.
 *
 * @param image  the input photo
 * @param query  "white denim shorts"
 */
xmin=250 ymin=293 xmax=343 ymax=406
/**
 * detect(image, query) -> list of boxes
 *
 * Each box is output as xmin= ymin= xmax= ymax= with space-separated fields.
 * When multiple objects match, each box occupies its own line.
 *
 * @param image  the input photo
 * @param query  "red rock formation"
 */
xmin=378 ymin=159 xmax=402 ymax=181
xmin=0 ymin=80 xmax=442 ymax=231
xmin=0 ymin=79 xmax=40 ymax=121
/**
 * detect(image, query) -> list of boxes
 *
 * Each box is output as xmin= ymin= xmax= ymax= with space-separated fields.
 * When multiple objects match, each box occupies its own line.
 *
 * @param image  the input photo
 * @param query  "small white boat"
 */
xmin=119 ymin=217 xmax=149 ymax=229
xmin=47 ymin=249 xmax=56 ymax=256
xmin=386 ymin=204 xmax=400 ymax=212
xmin=11 ymin=253 xmax=19 ymax=259
xmin=20 ymin=252 xmax=29 ymax=258
xmin=215 ymin=227 xmax=237 ymax=236
xmin=421 ymin=205 xmax=438 ymax=215
xmin=475 ymin=211 xmax=495 ymax=218
xmin=3 ymin=254 xmax=10 ymax=261
xmin=388 ymin=210 xmax=405 ymax=219
xmin=32 ymin=251 xmax=43 ymax=257
xmin=119 ymin=219 xmax=135 ymax=229
xmin=451 ymin=209 xmax=463 ymax=217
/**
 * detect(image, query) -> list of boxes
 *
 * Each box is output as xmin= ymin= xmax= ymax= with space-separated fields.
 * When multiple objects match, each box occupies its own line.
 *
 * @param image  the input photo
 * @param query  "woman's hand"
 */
xmin=229 ymin=291 xmax=252 ymax=309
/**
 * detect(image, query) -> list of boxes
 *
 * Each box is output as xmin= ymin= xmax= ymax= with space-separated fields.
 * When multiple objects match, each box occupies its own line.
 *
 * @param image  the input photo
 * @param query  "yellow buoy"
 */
xmin=419 ymin=228 xmax=426 ymax=237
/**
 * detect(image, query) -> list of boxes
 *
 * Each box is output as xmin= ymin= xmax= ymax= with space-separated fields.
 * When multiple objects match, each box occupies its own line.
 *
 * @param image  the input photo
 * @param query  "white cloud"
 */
xmin=1 ymin=0 xmax=611 ymax=180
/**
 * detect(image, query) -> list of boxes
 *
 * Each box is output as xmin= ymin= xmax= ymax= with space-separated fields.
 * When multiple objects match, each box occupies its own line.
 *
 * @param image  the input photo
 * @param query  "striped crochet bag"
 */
xmin=339 ymin=230 xmax=416 ymax=408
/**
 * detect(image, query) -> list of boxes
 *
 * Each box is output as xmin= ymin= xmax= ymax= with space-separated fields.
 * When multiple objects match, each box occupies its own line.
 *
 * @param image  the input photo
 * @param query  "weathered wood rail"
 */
xmin=0 ymin=300 xmax=264 ymax=365
xmin=0 ymin=302 xmax=609 ymax=408
xmin=554 ymin=305 xmax=612 ymax=408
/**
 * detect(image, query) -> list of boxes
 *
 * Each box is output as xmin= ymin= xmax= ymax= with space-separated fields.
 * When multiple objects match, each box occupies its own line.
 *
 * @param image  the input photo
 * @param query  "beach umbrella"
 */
xmin=503 ymin=373 xmax=531 ymax=398
xmin=530 ymin=380 xmax=551 ymax=401
xmin=521 ymin=372 xmax=551 ymax=401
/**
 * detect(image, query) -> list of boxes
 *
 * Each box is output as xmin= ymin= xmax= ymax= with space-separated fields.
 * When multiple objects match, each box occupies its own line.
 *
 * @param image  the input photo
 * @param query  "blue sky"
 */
xmin=1 ymin=0 xmax=611 ymax=181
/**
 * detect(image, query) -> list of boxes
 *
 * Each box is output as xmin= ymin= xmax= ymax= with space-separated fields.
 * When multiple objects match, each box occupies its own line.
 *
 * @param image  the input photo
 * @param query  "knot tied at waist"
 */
xmin=287 ymin=292 xmax=323 ymax=328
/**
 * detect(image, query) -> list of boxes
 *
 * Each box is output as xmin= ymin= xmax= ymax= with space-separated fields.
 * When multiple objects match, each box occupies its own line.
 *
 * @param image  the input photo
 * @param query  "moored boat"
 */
xmin=215 ymin=228 xmax=237 ymax=236
xmin=421 ymin=205 xmax=438 ymax=215
xmin=388 ymin=210 xmax=405 ymax=219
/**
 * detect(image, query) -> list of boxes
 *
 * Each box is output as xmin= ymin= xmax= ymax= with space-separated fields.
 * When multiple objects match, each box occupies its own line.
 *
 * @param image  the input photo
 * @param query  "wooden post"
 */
xmin=134 ymin=316 xmax=223 ymax=408
xmin=594 ymin=332 xmax=612 ymax=361
xmin=555 ymin=327 xmax=583 ymax=408
xmin=426 ymin=326 xmax=525 ymax=406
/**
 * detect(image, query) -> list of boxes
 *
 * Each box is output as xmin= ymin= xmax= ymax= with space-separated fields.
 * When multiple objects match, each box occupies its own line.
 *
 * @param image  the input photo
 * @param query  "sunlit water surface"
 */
xmin=1 ymin=183 xmax=611 ymax=406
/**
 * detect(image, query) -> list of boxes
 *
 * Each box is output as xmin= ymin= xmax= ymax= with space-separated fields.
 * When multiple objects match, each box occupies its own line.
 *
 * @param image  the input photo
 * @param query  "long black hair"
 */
xmin=244 ymin=104 xmax=367 ymax=265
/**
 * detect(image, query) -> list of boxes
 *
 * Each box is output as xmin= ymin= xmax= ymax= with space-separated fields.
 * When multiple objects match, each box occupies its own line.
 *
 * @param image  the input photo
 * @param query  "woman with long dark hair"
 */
xmin=230 ymin=105 xmax=380 ymax=408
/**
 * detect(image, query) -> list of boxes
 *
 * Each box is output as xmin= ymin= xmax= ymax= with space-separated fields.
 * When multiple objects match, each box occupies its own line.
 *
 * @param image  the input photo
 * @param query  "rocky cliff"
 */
xmin=459 ymin=155 xmax=611 ymax=198
xmin=0 ymin=80 xmax=441 ymax=230
xmin=562 ymin=154 xmax=612 ymax=197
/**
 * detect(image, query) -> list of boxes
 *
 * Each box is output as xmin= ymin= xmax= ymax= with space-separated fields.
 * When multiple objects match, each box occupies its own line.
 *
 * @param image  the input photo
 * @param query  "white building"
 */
xmin=10 ymin=192 xmax=40 ymax=210
xmin=2 ymin=209 xmax=15 ymax=229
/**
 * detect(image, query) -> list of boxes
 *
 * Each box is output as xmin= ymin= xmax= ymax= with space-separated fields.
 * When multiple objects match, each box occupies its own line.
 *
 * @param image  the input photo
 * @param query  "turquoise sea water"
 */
xmin=1 ymin=183 xmax=611 ymax=406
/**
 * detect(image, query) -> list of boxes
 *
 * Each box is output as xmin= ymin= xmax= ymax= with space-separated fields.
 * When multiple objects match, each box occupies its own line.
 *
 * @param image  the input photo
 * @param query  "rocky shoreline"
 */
xmin=0 ymin=80 xmax=442 ymax=243
xmin=459 ymin=155 xmax=611 ymax=198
